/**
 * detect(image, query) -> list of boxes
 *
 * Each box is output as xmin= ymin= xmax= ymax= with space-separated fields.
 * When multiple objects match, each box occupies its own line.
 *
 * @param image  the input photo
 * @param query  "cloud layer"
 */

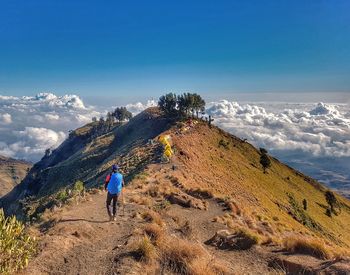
xmin=0 ymin=93 xmax=102 ymax=161
xmin=207 ymin=101 xmax=350 ymax=158
xmin=206 ymin=100 xmax=350 ymax=197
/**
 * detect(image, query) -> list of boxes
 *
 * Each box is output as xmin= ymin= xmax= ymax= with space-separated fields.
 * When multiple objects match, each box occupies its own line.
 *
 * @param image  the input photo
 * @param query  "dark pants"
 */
xmin=106 ymin=192 xmax=119 ymax=217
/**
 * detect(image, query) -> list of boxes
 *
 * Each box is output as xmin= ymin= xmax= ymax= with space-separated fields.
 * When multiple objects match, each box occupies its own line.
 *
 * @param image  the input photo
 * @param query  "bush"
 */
xmin=56 ymin=189 xmax=69 ymax=203
xmin=143 ymin=223 xmax=164 ymax=245
xmin=73 ymin=180 xmax=85 ymax=194
xmin=141 ymin=210 xmax=164 ymax=227
xmin=0 ymin=209 xmax=37 ymax=274
xmin=134 ymin=236 xmax=157 ymax=262
xmin=160 ymin=237 xmax=205 ymax=274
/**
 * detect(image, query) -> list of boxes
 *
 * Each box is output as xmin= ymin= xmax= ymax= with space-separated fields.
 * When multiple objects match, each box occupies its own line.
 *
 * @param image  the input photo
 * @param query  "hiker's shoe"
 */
xmin=109 ymin=215 xmax=113 ymax=221
xmin=113 ymin=216 xmax=117 ymax=221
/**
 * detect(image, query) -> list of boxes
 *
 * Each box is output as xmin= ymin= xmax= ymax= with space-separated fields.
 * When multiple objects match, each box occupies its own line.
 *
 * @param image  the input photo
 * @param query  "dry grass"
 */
xmin=159 ymin=237 xmax=231 ymax=275
xmin=187 ymin=187 xmax=214 ymax=199
xmin=159 ymin=237 xmax=206 ymax=274
xmin=143 ymin=223 xmax=165 ymax=246
xmin=283 ymin=236 xmax=333 ymax=259
xmin=235 ymin=227 xmax=261 ymax=242
xmin=141 ymin=210 xmax=165 ymax=227
xmin=189 ymin=258 xmax=230 ymax=275
xmin=129 ymin=194 xmax=153 ymax=207
xmin=133 ymin=236 xmax=158 ymax=263
xmin=226 ymin=200 xmax=241 ymax=216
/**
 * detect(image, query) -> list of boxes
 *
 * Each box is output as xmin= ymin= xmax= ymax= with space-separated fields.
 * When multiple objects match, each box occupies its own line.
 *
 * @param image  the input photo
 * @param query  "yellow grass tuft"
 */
xmin=143 ymin=223 xmax=165 ymax=246
xmin=134 ymin=236 xmax=158 ymax=263
xmin=159 ymin=237 xmax=205 ymax=274
xmin=283 ymin=236 xmax=333 ymax=259
xmin=141 ymin=210 xmax=165 ymax=227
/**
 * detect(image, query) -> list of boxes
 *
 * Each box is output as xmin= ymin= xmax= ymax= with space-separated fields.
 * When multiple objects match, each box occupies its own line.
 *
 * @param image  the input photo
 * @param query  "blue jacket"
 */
xmin=107 ymin=172 xmax=123 ymax=195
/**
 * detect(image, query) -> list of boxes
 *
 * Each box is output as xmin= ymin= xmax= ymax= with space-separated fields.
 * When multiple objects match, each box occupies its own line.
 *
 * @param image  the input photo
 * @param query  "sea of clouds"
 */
xmin=0 ymin=93 xmax=155 ymax=161
xmin=0 ymin=92 xmax=349 ymax=197
xmin=206 ymin=100 xmax=350 ymax=197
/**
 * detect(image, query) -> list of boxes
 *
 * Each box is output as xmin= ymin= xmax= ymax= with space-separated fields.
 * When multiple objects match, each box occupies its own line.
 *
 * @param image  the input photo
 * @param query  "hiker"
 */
xmin=105 ymin=164 xmax=124 ymax=221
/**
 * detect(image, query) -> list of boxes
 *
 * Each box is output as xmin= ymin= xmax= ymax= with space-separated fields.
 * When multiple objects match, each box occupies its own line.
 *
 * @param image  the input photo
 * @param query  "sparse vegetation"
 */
xmin=134 ymin=236 xmax=157 ymax=262
xmin=287 ymin=193 xmax=320 ymax=231
xmin=325 ymin=190 xmax=340 ymax=216
xmin=283 ymin=236 xmax=332 ymax=260
xmin=160 ymin=237 xmax=205 ymax=274
xmin=141 ymin=210 xmax=165 ymax=227
xmin=232 ymin=227 xmax=261 ymax=249
xmin=73 ymin=180 xmax=85 ymax=195
xmin=218 ymin=139 xmax=229 ymax=149
xmin=0 ymin=209 xmax=37 ymax=274
xmin=143 ymin=223 xmax=165 ymax=245
xmin=56 ymin=189 xmax=69 ymax=204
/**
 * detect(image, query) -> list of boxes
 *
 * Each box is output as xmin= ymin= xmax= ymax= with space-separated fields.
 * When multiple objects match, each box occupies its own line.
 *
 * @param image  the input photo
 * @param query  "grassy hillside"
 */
xmin=168 ymin=122 xmax=350 ymax=248
xmin=0 ymin=155 xmax=31 ymax=197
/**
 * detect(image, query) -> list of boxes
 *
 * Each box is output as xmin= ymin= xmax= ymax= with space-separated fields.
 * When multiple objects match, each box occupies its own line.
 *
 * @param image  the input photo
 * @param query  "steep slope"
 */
xmin=167 ymin=122 xmax=350 ymax=248
xmin=0 ymin=155 xmax=31 ymax=198
xmin=1 ymin=107 xmax=171 ymax=216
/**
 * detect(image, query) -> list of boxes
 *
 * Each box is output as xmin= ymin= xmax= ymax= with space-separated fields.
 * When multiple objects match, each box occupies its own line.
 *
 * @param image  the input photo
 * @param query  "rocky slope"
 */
xmin=0 ymin=155 xmax=31 ymax=198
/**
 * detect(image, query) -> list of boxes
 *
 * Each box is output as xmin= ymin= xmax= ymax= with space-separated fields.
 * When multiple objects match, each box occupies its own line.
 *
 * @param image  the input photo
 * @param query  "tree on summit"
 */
xmin=113 ymin=107 xmax=133 ymax=122
xmin=158 ymin=93 xmax=177 ymax=116
xmin=158 ymin=92 xmax=206 ymax=118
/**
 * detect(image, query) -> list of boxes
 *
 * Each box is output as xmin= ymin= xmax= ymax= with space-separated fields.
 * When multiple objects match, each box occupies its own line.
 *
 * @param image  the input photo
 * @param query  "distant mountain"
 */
xmin=0 ymin=155 xmax=32 ymax=198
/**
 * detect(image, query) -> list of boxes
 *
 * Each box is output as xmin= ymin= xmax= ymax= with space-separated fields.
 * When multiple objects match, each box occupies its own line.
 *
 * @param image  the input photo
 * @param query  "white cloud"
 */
xmin=0 ymin=113 xmax=12 ymax=124
xmin=126 ymin=100 xmax=157 ymax=114
xmin=0 ymin=92 xmax=102 ymax=161
xmin=207 ymin=100 xmax=350 ymax=196
xmin=207 ymin=101 xmax=350 ymax=158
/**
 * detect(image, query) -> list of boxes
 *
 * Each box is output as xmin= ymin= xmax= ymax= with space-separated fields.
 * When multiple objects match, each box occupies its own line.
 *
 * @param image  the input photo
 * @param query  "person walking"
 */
xmin=104 ymin=164 xmax=124 ymax=221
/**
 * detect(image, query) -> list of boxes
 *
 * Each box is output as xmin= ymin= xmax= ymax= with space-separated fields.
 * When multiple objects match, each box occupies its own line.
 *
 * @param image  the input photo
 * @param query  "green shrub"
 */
xmin=0 ymin=209 xmax=37 ymax=274
xmin=73 ymin=180 xmax=85 ymax=194
xmin=56 ymin=189 xmax=69 ymax=203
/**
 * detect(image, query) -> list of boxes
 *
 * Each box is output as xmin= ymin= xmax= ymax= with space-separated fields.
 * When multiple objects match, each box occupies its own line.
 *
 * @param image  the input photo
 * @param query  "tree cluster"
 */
xmin=158 ymin=93 xmax=206 ymax=118
xmin=112 ymin=107 xmax=133 ymax=122
xmin=89 ymin=106 xmax=132 ymax=138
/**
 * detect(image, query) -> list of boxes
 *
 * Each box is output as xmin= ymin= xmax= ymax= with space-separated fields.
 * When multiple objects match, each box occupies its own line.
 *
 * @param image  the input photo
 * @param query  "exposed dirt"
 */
xmin=19 ymin=163 xmax=350 ymax=275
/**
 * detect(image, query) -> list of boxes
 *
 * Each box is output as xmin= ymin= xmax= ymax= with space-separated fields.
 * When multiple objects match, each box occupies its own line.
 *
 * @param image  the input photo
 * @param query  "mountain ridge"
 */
xmin=2 ymin=107 xmax=350 ymax=274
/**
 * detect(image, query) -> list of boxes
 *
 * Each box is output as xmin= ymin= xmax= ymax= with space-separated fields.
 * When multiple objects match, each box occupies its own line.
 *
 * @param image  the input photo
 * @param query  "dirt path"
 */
xmin=20 ymin=191 xmax=143 ymax=275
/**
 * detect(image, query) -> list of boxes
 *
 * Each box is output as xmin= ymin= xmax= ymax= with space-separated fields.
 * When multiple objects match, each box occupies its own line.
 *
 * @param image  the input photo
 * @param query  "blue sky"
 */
xmin=0 ymin=0 xmax=349 ymax=101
